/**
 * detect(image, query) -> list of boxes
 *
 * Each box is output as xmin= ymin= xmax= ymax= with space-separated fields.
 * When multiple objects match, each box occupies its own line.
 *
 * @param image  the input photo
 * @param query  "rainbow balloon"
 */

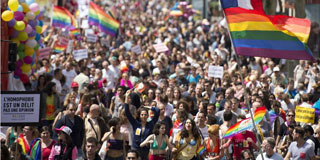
xmin=223 ymin=106 xmax=267 ymax=139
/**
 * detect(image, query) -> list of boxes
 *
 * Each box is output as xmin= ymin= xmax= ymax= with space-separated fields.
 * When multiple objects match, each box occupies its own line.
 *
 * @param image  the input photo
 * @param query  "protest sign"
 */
xmin=73 ymin=49 xmax=88 ymax=62
xmin=86 ymin=33 xmax=97 ymax=42
xmin=208 ymin=65 xmax=224 ymax=78
xmin=131 ymin=45 xmax=142 ymax=54
xmin=38 ymin=48 xmax=51 ymax=60
xmin=295 ymin=106 xmax=315 ymax=124
xmin=1 ymin=91 xmax=41 ymax=126
xmin=66 ymin=40 xmax=74 ymax=53
xmin=153 ymin=43 xmax=169 ymax=53
xmin=59 ymin=37 xmax=69 ymax=46
xmin=100 ymin=39 xmax=110 ymax=47
xmin=81 ymin=19 xmax=89 ymax=29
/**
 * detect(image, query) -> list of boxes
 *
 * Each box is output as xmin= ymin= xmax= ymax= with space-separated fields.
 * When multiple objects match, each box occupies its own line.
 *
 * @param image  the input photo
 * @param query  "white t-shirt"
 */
xmin=199 ymin=126 xmax=208 ymax=138
xmin=62 ymin=69 xmax=77 ymax=89
xmin=52 ymin=78 xmax=62 ymax=94
xmin=256 ymin=152 xmax=283 ymax=160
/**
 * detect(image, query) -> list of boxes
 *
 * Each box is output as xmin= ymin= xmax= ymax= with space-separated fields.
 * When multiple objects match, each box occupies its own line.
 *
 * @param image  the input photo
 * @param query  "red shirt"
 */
xmin=230 ymin=131 xmax=256 ymax=159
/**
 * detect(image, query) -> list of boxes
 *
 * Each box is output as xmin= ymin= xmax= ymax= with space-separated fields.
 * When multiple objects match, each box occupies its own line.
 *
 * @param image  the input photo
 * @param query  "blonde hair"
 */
xmin=208 ymin=124 xmax=220 ymax=135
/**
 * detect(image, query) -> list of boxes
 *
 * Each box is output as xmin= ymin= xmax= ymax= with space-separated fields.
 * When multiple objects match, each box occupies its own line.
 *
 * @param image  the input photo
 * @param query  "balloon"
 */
xmin=17 ymin=5 xmax=23 ymax=12
xmin=16 ymin=59 xmax=23 ymax=67
xmin=8 ymin=0 xmax=19 ymax=12
xmin=34 ymin=44 xmax=39 ymax=50
xmin=1 ymin=10 xmax=13 ymax=21
xmin=20 ymin=73 xmax=29 ymax=83
xmin=25 ymin=0 xmax=34 ymax=5
xmin=28 ymin=19 xmax=36 ymax=27
xmin=17 ymin=44 xmax=25 ymax=51
xmin=18 ymin=51 xmax=25 ymax=59
xmin=14 ymin=68 xmax=22 ymax=77
xmin=21 ymin=63 xmax=31 ymax=73
xmin=29 ymin=3 xmax=39 ymax=12
xmin=24 ymin=56 xmax=32 ymax=64
xmin=7 ymin=19 xmax=16 ymax=27
xmin=14 ymin=21 xmax=25 ymax=31
xmin=24 ymin=24 xmax=32 ymax=33
xmin=24 ymin=46 xmax=34 ymax=56
xmin=10 ymin=30 xmax=18 ymax=38
xmin=34 ymin=10 xmax=40 ymax=16
xmin=38 ymin=20 xmax=43 ymax=27
xmin=28 ymin=30 xmax=36 ymax=37
xmin=26 ymin=39 xmax=37 ymax=48
xmin=14 ymin=11 xmax=24 ymax=21
xmin=35 ymin=25 xmax=41 ymax=33
xmin=26 ymin=12 xmax=35 ymax=20
xmin=21 ymin=3 xmax=29 ymax=13
xmin=35 ymin=33 xmax=40 ymax=41
xmin=18 ymin=31 xmax=28 ymax=41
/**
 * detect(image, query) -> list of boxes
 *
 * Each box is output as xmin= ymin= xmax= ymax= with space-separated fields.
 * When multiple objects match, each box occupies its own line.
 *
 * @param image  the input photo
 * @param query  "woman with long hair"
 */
xmin=203 ymin=125 xmax=224 ymax=160
xmin=16 ymin=126 xmax=39 ymax=154
xmin=35 ymin=74 xmax=46 ymax=92
xmin=172 ymin=87 xmax=182 ymax=107
xmin=99 ymin=117 xmax=127 ymax=160
xmin=109 ymin=86 xmax=125 ymax=117
xmin=29 ymin=126 xmax=56 ymax=160
xmin=49 ymin=126 xmax=78 ymax=160
xmin=172 ymin=118 xmax=202 ymax=160
xmin=140 ymin=122 xmax=173 ymax=160
xmin=76 ymin=93 xmax=92 ymax=118
xmin=41 ymin=82 xmax=61 ymax=126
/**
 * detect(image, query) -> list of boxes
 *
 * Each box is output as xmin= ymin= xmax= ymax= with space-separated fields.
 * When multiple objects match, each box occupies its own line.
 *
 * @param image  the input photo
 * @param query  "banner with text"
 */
xmin=1 ymin=91 xmax=41 ymax=126
xmin=86 ymin=33 xmax=97 ymax=43
xmin=153 ymin=43 xmax=169 ymax=53
xmin=295 ymin=106 xmax=315 ymax=124
xmin=38 ymin=48 xmax=51 ymax=60
xmin=73 ymin=49 xmax=88 ymax=62
xmin=208 ymin=65 xmax=224 ymax=79
xmin=131 ymin=45 xmax=142 ymax=54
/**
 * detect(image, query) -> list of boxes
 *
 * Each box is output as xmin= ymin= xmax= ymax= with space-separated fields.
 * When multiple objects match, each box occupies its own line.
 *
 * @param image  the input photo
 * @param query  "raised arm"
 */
xmin=150 ymin=106 xmax=160 ymax=124
xmin=140 ymin=134 xmax=154 ymax=147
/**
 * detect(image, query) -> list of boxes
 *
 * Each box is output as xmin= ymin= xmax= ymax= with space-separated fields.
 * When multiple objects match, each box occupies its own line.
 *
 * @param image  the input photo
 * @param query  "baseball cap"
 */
xmin=55 ymin=126 xmax=72 ymax=136
xmin=71 ymin=81 xmax=79 ymax=88
xmin=273 ymin=66 xmax=280 ymax=72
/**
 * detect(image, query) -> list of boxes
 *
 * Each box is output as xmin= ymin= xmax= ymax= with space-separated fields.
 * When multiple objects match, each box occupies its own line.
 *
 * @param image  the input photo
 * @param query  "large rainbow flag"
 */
xmin=88 ymin=2 xmax=120 ymax=37
xmin=223 ymin=106 xmax=266 ymax=139
xmin=28 ymin=138 xmax=41 ymax=160
xmin=52 ymin=6 xmax=78 ymax=29
xmin=221 ymin=0 xmax=314 ymax=61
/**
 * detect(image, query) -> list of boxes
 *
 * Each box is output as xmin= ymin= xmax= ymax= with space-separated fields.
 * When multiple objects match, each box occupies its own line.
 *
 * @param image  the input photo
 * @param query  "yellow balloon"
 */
xmin=21 ymin=63 xmax=31 ymax=73
xmin=24 ymin=47 xmax=34 ymax=56
xmin=1 ymin=10 xmax=13 ymax=22
xmin=34 ymin=10 xmax=40 ymax=15
xmin=24 ymin=16 xmax=28 ymax=22
xmin=8 ymin=0 xmax=19 ymax=12
xmin=18 ymin=32 xmax=28 ymax=41
xmin=32 ymin=63 xmax=36 ymax=69
xmin=21 ymin=3 xmax=29 ymax=13
xmin=14 ymin=21 xmax=25 ymax=31
xmin=36 ymin=26 xmax=42 ymax=34
xmin=12 ymin=38 xmax=20 ymax=45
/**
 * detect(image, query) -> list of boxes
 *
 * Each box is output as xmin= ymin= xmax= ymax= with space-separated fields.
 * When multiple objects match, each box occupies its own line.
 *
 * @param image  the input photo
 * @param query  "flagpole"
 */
xmin=220 ymin=7 xmax=265 ymax=160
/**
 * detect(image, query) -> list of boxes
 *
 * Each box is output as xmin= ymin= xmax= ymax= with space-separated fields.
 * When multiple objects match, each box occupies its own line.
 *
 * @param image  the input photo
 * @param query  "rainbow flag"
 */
xmin=16 ymin=134 xmax=29 ymax=154
xmin=269 ymin=109 xmax=286 ymax=124
xmin=52 ymin=6 xmax=78 ymax=29
xmin=221 ymin=0 xmax=314 ymax=61
xmin=197 ymin=145 xmax=206 ymax=156
xmin=89 ymin=2 xmax=120 ymax=37
xmin=55 ymin=43 xmax=67 ymax=53
xmin=223 ymin=106 xmax=267 ymax=139
xmin=28 ymin=138 xmax=41 ymax=160
xmin=70 ymin=28 xmax=80 ymax=37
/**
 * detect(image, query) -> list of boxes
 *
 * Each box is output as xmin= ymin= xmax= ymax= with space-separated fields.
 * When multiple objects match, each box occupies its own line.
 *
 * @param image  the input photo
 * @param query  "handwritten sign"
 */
xmin=208 ymin=65 xmax=224 ymax=79
xmin=59 ymin=37 xmax=69 ymax=46
xmin=86 ymin=33 xmax=97 ymax=42
xmin=131 ymin=45 xmax=142 ymax=54
xmin=73 ymin=49 xmax=88 ymax=62
xmin=100 ymin=39 xmax=110 ymax=47
xmin=153 ymin=43 xmax=169 ymax=53
xmin=66 ymin=40 xmax=74 ymax=53
xmin=81 ymin=19 xmax=89 ymax=29
xmin=1 ymin=91 xmax=41 ymax=126
xmin=295 ymin=106 xmax=315 ymax=124
xmin=38 ymin=48 xmax=51 ymax=60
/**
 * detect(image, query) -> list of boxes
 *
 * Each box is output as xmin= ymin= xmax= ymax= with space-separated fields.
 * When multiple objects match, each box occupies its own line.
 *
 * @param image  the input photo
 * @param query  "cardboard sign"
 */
xmin=38 ymin=48 xmax=51 ymax=60
xmin=59 ymin=37 xmax=69 ymax=46
xmin=86 ymin=33 xmax=97 ymax=42
xmin=295 ymin=106 xmax=315 ymax=124
xmin=153 ymin=43 xmax=169 ymax=53
xmin=131 ymin=45 xmax=142 ymax=54
xmin=66 ymin=40 xmax=74 ymax=53
xmin=1 ymin=91 xmax=41 ymax=126
xmin=73 ymin=49 xmax=88 ymax=61
xmin=100 ymin=39 xmax=110 ymax=47
xmin=208 ymin=65 xmax=224 ymax=78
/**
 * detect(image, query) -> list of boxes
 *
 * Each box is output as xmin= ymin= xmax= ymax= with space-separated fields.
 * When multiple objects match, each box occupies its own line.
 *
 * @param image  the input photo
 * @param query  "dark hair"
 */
xmin=40 ymin=126 xmax=52 ymax=136
xmin=54 ymin=68 xmax=61 ymax=76
xmin=10 ymin=142 xmax=22 ymax=153
xmin=294 ymin=126 xmax=305 ymax=137
xmin=198 ymin=111 xmax=206 ymax=118
xmin=137 ymin=107 xmax=149 ymax=121
xmin=303 ymin=125 xmax=314 ymax=135
xmin=207 ymin=115 xmax=217 ymax=125
xmin=159 ymin=95 xmax=169 ymax=104
xmin=108 ymin=117 xmax=120 ymax=128
xmin=1 ymin=144 xmax=10 ymax=159
xmin=153 ymin=122 xmax=166 ymax=135
xmin=44 ymin=82 xmax=56 ymax=96
xmin=177 ymin=108 xmax=188 ymax=122
xmin=207 ymin=103 xmax=216 ymax=110
xmin=176 ymin=100 xmax=190 ymax=112
xmin=80 ymin=66 xmax=88 ymax=73
xmin=223 ymin=111 xmax=233 ymax=121
xmin=126 ymin=149 xmax=139 ymax=158
xmin=180 ymin=118 xmax=200 ymax=140
xmin=86 ymin=137 xmax=98 ymax=146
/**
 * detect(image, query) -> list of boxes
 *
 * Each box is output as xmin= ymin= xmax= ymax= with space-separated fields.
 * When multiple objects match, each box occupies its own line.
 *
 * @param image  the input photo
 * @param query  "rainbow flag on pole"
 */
xmin=55 ymin=43 xmax=67 ymax=53
xmin=52 ymin=6 xmax=78 ymax=29
xmin=221 ymin=0 xmax=314 ymax=61
xmin=88 ymin=2 xmax=120 ymax=37
xmin=223 ymin=106 xmax=267 ymax=139
xmin=70 ymin=28 xmax=80 ymax=37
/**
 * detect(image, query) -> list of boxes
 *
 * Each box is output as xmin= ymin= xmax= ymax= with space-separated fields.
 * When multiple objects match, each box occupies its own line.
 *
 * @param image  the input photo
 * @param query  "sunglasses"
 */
xmin=287 ymin=115 xmax=294 ymax=117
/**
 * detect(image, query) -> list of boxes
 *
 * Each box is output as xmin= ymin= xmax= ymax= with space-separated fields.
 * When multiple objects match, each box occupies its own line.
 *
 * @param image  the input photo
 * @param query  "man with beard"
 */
xmin=257 ymin=137 xmax=283 ymax=160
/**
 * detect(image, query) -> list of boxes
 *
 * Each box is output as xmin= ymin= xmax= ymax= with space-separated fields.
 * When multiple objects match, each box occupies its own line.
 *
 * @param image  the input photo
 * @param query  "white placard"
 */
xmin=1 ymin=92 xmax=41 ymax=125
xmin=153 ymin=43 xmax=169 ymax=53
xmin=59 ymin=37 xmax=69 ymax=46
xmin=85 ymin=29 xmax=94 ymax=36
xmin=38 ymin=48 xmax=51 ymax=60
xmin=100 ymin=39 xmax=110 ymax=47
xmin=86 ymin=33 xmax=97 ymax=42
xmin=66 ymin=40 xmax=74 ymax=53
xmin=81 ymin=19 xmax=89 ymax=29
xmin=208 ymin=65 xmax=224 ymax=78
xmin=131 ymin=45 xmax=142 ymax=54
xmin=73 ymin=49 xmax=88 ymax=61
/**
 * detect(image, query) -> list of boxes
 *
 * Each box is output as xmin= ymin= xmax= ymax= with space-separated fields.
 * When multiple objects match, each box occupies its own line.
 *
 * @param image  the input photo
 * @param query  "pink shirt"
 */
xmin=48 ymin=144 xmax=78 ymax=160
xmin=120 ymin=79 xmax=133 ymax=89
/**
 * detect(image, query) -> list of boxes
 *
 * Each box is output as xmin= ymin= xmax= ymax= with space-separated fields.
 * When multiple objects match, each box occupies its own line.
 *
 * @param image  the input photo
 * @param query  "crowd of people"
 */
xmin=1 ymin=0 xmax=320 ymax=160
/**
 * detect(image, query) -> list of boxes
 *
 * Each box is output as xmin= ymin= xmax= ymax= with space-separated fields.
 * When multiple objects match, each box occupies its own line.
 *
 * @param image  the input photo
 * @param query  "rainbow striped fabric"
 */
xmin=70 ymin=28 xmax=80 ymax=37
xmin=16 ymin=134 xmax=29 ymax=153
xmin=55 ymin=43 xmax=67 ymax=53
xmin=197 ymin=145 xmax=206 ymax=156
xmin=52 ymin=6 xmax=77 ymax=29
xmin=28 ymin=138 xmax=41 ymax=160
xmin=223 ymin=106 xmax=266 ymax=139
xmin=221 ymin=0 xmax=314 ymax=61
xmin=88 ymin=2 xmax=120 ymax=37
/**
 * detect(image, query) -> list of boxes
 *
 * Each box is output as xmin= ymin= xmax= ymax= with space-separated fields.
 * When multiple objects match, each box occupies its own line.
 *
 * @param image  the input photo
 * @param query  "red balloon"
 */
xmin=20 ymin=73 xmax=29 ymax=83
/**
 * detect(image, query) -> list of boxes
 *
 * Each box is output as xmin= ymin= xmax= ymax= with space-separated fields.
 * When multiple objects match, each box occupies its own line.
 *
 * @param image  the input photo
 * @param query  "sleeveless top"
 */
xmin=107 ymin=139 xmax=123 ymax=150
xmin=206 ymin=137 xmax=220 ymax=156
xmin=151 ymin=135 xmax=166 ymax=150
xmin=8 ymin=128 xmax=17 ymax=147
